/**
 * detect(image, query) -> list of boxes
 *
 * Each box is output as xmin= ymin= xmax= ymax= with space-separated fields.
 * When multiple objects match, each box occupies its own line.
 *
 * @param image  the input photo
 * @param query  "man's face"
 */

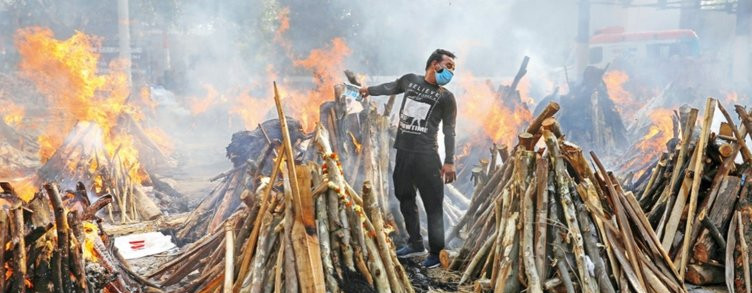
xmin=434 ymin=55 xmax=456 ymax=73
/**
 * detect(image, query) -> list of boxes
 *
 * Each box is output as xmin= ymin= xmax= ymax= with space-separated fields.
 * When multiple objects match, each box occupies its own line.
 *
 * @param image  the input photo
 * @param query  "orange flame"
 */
xmin=457 ymin=73 xmax=533 ymax=146
xmin=0 ymin=99 xmax=25 ymax=127
xmin=604 ymin=70 xmax=639 ymax=119
xmin=289 ymin=37 xmax=351 ymax=131
xmin=189 ymin=84 xmax=222 ymax=115
xmin=622 ymin=108 xmax=675 ymax=173
xmin=15 ymin=27 xmax=146 ymax=183
xmin=7 ymin=177 xmax=37 ymax=202
xmin=230 ymin=89 xmax=273 ymax=130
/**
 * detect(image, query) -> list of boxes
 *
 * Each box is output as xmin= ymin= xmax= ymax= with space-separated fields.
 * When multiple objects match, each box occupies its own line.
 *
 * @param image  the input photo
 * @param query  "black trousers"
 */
xmin=393 ymin=150 xmax=445 ymax=255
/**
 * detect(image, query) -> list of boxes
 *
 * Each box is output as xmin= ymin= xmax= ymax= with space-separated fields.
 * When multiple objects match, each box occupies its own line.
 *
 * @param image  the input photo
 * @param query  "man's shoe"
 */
xmin=422 ymin=254 xmax=441 ymax=269
xmin=396 ymin=245 xmax=427 ymax=258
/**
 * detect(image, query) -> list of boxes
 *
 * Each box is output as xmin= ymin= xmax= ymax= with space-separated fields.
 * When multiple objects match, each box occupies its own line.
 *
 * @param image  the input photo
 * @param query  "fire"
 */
xmin=604 ymin=70 xmax=639 ymax=119
xmin=82 ymin=221 xmax=101 ymax=262
xmin=0 ymin=99 xmax=25 ymax=127
xmin=289 ymin=37 xmax=351 ymax=131
xmin=274 ymin=7 xmax=292 ymax=55
xmin=7 ymin=177 xmax=37 ymax=202
xmin=189 ymin=84 xmax=222 ymax=115
xmin=621 ymin=108 xmax=675 ymax=174
xmin=143 ymin=127 xmax=174 ymax=155
xmin=457 ymin=73 xmax=533 ymax=146
xmin=15 ymin=27 xmax=147 ymax=183
xmin=230 ymin=89 xmax=273 ymax=130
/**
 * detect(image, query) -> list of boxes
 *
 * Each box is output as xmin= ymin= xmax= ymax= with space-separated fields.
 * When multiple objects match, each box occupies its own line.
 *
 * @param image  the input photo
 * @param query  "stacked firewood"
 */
xmin=636 ymin=97 xmax=752 ymax=290
xmin=148 ymin=83 xmax=412 ymax=293
xmin=37 ymin=121 xmax=162 ymax=223
xmin=444 ymin=102 xmax=685 ymax=293
xmin=0 ymin=182 xmax=157 ymax=293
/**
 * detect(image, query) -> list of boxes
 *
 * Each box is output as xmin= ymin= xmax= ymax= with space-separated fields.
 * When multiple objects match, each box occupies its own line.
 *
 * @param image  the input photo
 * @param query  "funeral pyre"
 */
xmin=0 ymin=182 xmax=157 ymax=293
xmin=628 ymin=98 xmax=752 ymax=291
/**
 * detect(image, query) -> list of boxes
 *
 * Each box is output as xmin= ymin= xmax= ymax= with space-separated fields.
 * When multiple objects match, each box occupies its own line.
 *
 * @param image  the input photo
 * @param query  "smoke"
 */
xmin=2 ymin=0 xmax=750 ymax=180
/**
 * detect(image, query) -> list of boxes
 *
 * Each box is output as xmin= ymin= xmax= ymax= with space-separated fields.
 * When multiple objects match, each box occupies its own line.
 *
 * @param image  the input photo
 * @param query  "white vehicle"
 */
xmin=587 ymin=27 xmax=701 ymax=67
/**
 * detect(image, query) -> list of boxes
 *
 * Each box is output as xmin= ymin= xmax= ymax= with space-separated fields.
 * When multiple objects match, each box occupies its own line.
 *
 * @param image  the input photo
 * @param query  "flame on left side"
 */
xmin=15 ymin=27 xmax=146 ymax=183
xmin=0 ymin=98 xmax=25 ymax=127
xmin=7 ymin=177 xmax=37 ymax=202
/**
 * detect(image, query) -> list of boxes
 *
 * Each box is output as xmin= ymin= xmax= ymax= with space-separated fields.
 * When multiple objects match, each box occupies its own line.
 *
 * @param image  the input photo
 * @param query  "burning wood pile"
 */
xmin=147 ymin=85 xmax=412 ymax=292
xmin=557 ymin=66 xmax=629 ymax=155
xmin=175 ymin=119 xmax=305 ymax=242
xmin=0 ymin=181 xmax=157 ymax=292
xmin=634 ymin=97 xmax=752 ymax=290
xmin=443 ymin=102 xmax=685 ymax=293
xmin=36 ymin=121 xmax=162 ymax=224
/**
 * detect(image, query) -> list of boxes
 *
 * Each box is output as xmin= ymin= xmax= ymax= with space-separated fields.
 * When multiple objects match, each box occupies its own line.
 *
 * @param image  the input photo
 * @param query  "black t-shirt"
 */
xmin=367 ymin=73 xmax=456 ymax=164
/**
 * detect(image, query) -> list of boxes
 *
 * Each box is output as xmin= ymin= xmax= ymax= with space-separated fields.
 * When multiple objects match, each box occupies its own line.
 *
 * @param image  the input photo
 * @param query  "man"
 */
xmin=359 ymin=49 xmax=457 ymax=268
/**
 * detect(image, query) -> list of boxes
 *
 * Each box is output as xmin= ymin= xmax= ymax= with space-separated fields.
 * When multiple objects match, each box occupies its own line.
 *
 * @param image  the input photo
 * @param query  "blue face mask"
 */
xmin=435 ymin=67 xmax=453 ymax=86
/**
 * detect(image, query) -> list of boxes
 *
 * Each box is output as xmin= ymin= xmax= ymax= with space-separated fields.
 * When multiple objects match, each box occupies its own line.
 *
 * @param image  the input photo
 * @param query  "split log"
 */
xmin=534 ymin=156 xmax=549 ymax=279
xmin=362 ymin=181 xmax=402 ymax=292
xmin=693 ymin=176 xmax=740 ymax=263
xmin=45 ymin=183 xmax=71 ymax=292
xmin=575 ymin=197 xmax=615 ymax=293
xmin=522 ymin=180 xmax=543 ymax=293
xmin=545 ymin=131 xmax=597 ymax=293
xmin=679 ymin=98 xmax=716 ymax=279
xmin=686 ymin=264 xmax=725 ymax=285
xmin=224 ymin=222 xmax=234 ymax=293
xmin=0 ymin=210 xmax=6 ymax=293
xmin=10 ymin=205 xmax=27 ymax=293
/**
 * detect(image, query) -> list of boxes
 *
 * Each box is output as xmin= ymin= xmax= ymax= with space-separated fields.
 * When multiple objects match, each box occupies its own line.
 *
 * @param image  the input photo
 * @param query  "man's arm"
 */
xmin=441 ymin=92 xmax=457 ymax=183
xmin=360 ymin=75 xmax=406 ymax=97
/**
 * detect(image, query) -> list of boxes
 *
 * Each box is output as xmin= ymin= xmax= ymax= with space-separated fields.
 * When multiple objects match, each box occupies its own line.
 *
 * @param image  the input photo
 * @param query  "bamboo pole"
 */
xmin=224 ymin=222 xmax=234 ymax=293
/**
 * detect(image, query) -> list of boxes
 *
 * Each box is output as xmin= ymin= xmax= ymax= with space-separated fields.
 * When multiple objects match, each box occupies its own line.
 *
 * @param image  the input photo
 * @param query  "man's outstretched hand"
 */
xmin=359 ymin=87 xmax=369 ymax=97
xmin=440 ymin=163 xmax=456 ymax=184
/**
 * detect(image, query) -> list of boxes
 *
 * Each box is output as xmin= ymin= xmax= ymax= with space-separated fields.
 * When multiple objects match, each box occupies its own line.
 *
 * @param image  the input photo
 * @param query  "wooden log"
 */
xmin=679 ymin=98 xmax=717 ymax=279
xmin=234 ymin=146 xmax=283 ymax=291
xmin=224 ymin=222 xmax=234 ymax=293
xmin=132 ymin=185 xmax=162 ymax=220
xmin=591 ymin=152 xmax=647 ymax=290
xmin=67 ymin=211 xmax=88 ymax=292
xmin=549 ymin=193 xmax=575 ymax=293
xmin=518 ymin=132 xmax=535 ymax=151
xmin=364 ymin=232 xmax=392 ymax=293
xmin=541 ymin=117 xmax=563 ymax=138
xmin=575 ymin=198 xmax=615 ymax=293
xmin=738 ymin=211 xmax=751 ymax=293
xmin=10 ymin=205 xmax=27 ymax=293
xmin=0 ymin=210 xmax=6 ymax=293
xmin=686 ymin=264 xmax=725 ymax=285
xmin=526 ymin=102 xmax=560 ymax=135
xmin=274 ymin=235 xmax=285 ymax=293
xmin=693 ymin=176 xmax=741 ymax=263
xmin=273 ymin=81 xmax=326 ymax=293
xmin=534 ymin=156 xmax=549 ymax=279
xmin=314 ymin=167 xmax=339 ymax=293
xmin=44 ymin=183 xmax=70 ymax=292
xmin=440 ymin=249 xmax=457 ymax=269
xmin=659 ymin=108 xmax=698 ymax=238
xmin=726 ymin=211 xmax=738 ymax=293
xmin=245 ymin=213 xmax=282 ymax=293
xmin=460 ymin=230 xmax=498 ymax=284
xmin=282 ymin=187 xmax=299 ymax=293
xmin=545 ymin=131 xmax=597 ymax=293
xmin=522 ymin=180 xmax=543 ymax=293
xmin=718 ymin=102 xmax=752 ymax=162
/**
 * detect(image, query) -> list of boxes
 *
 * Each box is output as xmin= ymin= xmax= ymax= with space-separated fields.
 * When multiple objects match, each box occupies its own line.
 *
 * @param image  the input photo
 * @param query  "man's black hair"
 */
xmin=425 ymin=49 xmax=456 ymax=70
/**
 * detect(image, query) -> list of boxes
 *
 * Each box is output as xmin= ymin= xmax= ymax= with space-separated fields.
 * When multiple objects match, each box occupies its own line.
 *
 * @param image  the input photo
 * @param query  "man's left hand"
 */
xmin=440 ymin=163 xmax=456 ymax=184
